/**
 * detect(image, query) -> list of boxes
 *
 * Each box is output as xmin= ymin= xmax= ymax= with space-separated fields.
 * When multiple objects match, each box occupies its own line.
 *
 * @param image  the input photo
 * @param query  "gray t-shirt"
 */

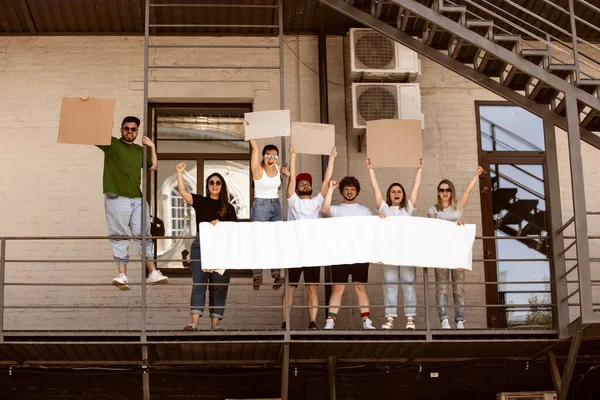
xmin=378 ymin=200 xmax=415 ymax=217
xmin=427 ymin=204 xmax=463 ymax=222
xmin=330 ymin=203 xmax=373 ymax=218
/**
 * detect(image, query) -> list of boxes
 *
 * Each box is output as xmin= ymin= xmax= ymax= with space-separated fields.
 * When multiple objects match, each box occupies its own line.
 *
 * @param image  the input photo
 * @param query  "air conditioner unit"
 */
xmin=496 ymin=392 xmax=557 ymax=400
xmin=351 ymin=83 xmax=424 ymax=129
xmin=349 ymin=28 xmax=420 ymax=80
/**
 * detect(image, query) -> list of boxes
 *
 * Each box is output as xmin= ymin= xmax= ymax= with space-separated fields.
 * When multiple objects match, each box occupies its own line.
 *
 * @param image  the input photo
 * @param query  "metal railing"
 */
xmin=556 ymin=211 xmax=600 ymax=328
xmin=0 ymin=233 xmax=572 ymax=342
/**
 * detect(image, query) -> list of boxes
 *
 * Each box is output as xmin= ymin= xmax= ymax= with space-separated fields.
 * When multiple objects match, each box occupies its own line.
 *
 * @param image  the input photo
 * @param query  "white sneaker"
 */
xmin=381 ymin=318 xmax=394 ymax=330
xmin=324 ymin=318 xmax=336 ymax=330
xmin=405 ymin=317 xmax=416 ymax=330
xmin=441 ymin=318 xmax=451 ymax=329
xmin=112 ymin=273 xmax=130 ymax=291
xmin=362 ymin=318 xmax=376 ymax=330
xmin=147 ymin=270 xmax=168 ymax=284
xmin=456 ymin=320 xmax=465 ymax=329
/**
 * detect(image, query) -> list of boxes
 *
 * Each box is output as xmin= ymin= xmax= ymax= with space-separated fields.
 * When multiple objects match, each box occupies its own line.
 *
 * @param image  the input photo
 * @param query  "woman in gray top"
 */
xmin=427 ymin=166 xmax=484 ymax=329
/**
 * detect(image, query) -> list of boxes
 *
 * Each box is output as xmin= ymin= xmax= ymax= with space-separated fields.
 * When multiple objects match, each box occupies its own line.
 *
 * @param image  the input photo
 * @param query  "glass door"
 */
xmin=480 ymin=159 xmax=552 ymax=328
xmin=476 ymin=102 xmax=554 ymax=329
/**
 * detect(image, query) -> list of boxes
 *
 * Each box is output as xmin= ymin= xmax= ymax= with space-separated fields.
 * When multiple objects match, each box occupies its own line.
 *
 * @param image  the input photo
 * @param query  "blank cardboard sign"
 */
xmin=58 ymin=97 xmax=115 ymax=145
xmin=366 ymin=119 xmax=422 ymax=168
xmin=244 ymin=110 xmax=291 ymax=140
xmin=291 ymin=122 xmax=335 ymax=155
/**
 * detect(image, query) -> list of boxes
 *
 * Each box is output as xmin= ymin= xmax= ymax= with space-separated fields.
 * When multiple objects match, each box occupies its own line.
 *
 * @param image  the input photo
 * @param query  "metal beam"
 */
xmin=281 ymin=343 xmax=290 ymax=400
xmin=567 ymin=0 xmax=581 ymax=82
xmin=543 ymin=116 xmax=569 ymax=338
xmin=547 ymin=350 xmax=562 ymax=394
xmin=328 ymin=356 xmax=337 ymax=400
xmin=566 ymin=94 xmax=594 ymax=323
xmin=388 ymin=0 xmax=600 ymax=111
xmin=278 ymin=0 xmax=287 ymax=173
xmin=141 ymin=0 xmax=150 ymax=343
xmin=142 ymin=345 xmax=150 ymax=400
xmin=558 ymin=330 xmax=582 ymax=400
xmin=317 ymin=0 xmax=600 ymax=150
xmin=0 ymin=238 xmax=5 ymax=342
xmin=17 ymin=0 xmax=36 ymax=34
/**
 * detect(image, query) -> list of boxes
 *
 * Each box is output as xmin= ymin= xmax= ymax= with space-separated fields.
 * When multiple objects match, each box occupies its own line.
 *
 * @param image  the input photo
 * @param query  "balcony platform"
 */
xmin=3 ymin=327 xmax=598 ymax=366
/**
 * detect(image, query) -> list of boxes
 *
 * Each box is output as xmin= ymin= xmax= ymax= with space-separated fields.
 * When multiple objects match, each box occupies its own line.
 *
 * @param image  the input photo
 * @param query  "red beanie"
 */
xmin=296 ymin=173 xmax=312 ymax=185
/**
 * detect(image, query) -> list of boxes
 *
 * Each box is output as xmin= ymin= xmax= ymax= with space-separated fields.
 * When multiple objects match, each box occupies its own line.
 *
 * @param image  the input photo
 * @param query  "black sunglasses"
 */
xmin=122 ymin=127 xmax=138 ymax=132
xmin=438 ymin=188 xmax=452 ymax=193
xmin=208 ymin=180 xmax=222 ymax=186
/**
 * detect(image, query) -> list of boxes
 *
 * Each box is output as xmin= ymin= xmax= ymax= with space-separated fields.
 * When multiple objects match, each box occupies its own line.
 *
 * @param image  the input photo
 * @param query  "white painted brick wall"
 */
xmin=1 ymin=36 xmax=598 ymax=332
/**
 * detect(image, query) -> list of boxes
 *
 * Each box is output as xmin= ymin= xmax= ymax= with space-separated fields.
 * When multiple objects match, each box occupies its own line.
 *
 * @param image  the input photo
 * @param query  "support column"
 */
xmin=327 ymin=356 xmax=337 ymax=400
xmin=318 ymin=26 xmax=333 ymax=313
xmin=141 ymin=0 xmax=151 ymax=343
xmin=547 ymin=350 xmax=562 ymax=395
xmin=558 ymin=331 xmax=582 ymax=400
xmin=280 ymin=343 xmax=290 ymax=400
xmin=142 ymin=345 xmax=150 ymax=400
xmin=565 ymin=94 xmax=593 ymax=322
xmin=543 ymin=116 xmax=569 ymax=338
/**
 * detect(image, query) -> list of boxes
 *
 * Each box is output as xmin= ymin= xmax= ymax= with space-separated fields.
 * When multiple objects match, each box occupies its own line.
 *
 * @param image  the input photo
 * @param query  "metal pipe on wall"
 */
xmin=318 ymin=26 xmax=334 ymax=313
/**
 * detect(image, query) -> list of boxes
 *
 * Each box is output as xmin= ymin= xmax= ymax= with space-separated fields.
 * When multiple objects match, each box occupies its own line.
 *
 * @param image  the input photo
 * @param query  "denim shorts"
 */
xmin=250 ymin=198 xmax=282 ymax=222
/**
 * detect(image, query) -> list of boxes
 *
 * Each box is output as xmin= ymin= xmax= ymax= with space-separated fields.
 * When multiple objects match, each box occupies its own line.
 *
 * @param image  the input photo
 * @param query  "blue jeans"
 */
xmin=190 ymin=239 xmax=230 ymax=319
xmin=104 ymin=195 xmax=154 ymax=266
xmin=250 ymin=198 xmax=282 ymax=278
xmin=382 ymin=265 xmax=417 ymax=318
xmin=435 ymin=268 xmax=466 ymax=322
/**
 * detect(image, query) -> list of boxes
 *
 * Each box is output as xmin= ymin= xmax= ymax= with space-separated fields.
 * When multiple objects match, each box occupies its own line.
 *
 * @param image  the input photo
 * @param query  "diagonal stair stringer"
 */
xmin=318 ymin=0 xmax=600 ymax=150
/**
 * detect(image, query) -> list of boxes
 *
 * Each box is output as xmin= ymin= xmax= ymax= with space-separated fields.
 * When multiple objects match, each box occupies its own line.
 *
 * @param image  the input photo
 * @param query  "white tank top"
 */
xmin=254 ymin=164 xmax=280 ymax=199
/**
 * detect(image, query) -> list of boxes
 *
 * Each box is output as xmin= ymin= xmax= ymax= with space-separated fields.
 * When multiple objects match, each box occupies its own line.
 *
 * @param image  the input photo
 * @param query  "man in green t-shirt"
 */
xmin=98 ymin=116 xmax=168 ymax=290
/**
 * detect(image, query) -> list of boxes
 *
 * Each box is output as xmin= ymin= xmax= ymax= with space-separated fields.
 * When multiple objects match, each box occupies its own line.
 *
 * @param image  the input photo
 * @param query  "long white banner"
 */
xmin=199 ymin=216 xmax=475 ymax=271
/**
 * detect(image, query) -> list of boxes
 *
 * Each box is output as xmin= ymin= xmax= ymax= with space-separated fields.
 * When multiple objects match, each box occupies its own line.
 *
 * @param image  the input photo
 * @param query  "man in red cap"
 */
xmin=280 ymin=145 xmax=337 ymax=330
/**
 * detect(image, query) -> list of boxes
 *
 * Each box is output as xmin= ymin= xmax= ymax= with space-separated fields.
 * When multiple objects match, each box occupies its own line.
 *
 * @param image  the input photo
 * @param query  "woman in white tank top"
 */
xmin=248 ymin=137 xmax=285 ymax=291
xmin=427 ymin=166 xmax=484 ymax=330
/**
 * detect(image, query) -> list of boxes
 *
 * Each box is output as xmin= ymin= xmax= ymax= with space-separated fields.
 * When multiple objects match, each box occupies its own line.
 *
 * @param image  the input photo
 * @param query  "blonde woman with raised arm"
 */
xmin=428 ymin=166 xmax=484 ymax=330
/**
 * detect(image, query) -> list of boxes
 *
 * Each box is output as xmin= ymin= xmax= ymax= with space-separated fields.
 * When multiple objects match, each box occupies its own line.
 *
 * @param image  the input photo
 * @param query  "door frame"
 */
xmin=475 ymin=101 xmax=556 ymax=329
xmin=145 ymin=103 xmax=253 ymax=276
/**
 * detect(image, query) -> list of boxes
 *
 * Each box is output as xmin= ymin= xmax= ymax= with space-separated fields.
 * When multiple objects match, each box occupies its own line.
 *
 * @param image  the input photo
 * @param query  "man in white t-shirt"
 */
xmin=321 ymin=177 xmax=375 ymax=330
xmin=280 ymin=145 xmax=337 ymax=331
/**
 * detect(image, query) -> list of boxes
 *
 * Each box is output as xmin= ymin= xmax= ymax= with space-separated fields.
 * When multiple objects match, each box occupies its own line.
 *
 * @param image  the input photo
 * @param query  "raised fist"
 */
xmin=176 ymin=162 xmax=186 ymax=172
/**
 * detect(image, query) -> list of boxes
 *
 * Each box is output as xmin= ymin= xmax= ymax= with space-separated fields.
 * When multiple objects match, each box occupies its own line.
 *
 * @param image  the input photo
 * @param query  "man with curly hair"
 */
xmin=321 ymin=176 xmax=375 ymax=330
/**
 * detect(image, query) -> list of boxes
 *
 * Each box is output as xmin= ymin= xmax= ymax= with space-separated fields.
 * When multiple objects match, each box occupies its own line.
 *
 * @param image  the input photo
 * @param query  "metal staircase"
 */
xmin=319 ymin=0 xmax=600 ymax=149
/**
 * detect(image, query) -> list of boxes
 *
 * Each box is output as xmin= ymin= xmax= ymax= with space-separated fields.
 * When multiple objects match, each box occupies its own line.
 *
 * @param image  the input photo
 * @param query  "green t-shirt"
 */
xmin=97 ymin=137 xmax=152 ymax=198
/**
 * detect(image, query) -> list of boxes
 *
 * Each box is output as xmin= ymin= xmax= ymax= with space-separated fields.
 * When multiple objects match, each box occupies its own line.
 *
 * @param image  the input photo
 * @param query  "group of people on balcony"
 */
xmin=99 ymin=116 xmax=484 ymax=332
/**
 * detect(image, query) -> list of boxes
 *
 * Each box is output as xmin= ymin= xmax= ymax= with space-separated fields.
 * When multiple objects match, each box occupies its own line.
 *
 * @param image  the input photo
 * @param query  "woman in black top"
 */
xmin=176 ymin=162 xmax=238 ymax=331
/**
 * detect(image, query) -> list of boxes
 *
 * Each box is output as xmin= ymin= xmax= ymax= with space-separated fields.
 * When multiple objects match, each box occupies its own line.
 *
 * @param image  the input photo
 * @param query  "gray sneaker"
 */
xmin=441 ymin=318 xmax=451 ymax=329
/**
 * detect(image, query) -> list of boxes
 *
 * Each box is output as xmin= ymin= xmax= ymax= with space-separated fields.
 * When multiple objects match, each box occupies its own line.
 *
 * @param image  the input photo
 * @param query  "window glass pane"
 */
xmin=154 ymin=159 xmax=197 ymax=269
xmin=157 ymin=140 xmax=249 ymax=154
xmin=479 ymin=106 xmax=545 ymax=151
xmin=490 ymin=162 xmax=551 ymax=327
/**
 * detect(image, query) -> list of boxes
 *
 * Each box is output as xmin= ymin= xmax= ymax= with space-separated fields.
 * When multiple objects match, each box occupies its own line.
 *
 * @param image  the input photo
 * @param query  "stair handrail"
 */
xmin=459 ymin=0 xmax=600 ymax=79
xmin=493 ymin=170 xmax=546 ymax=200
xmin=445 ymin=0 xmax=599 ymax=78
xmin=480 ymin=116 xmax=544 ymax=152
xmin=443 ymin=0 xmax=599 ymax=83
